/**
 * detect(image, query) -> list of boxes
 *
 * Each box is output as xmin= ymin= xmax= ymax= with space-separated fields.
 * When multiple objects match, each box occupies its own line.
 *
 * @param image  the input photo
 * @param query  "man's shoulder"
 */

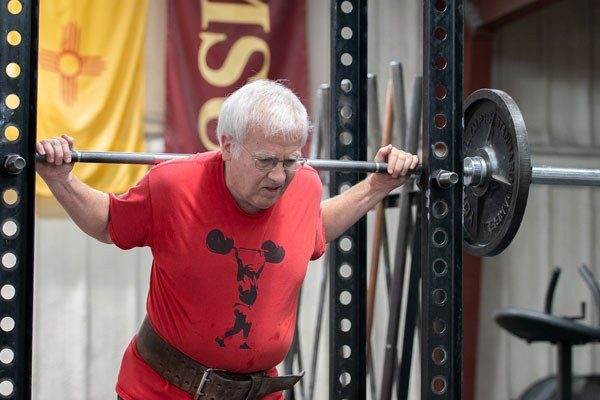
xmin=287 ymin=165 xmax=323 ymax=200
xmin=148 ymin=151 xmax=221 ymax=177
xmin=294 ymin=165 xmax=322 ymax=186
xmin=144 ymin=151 xmax=222 ymax=193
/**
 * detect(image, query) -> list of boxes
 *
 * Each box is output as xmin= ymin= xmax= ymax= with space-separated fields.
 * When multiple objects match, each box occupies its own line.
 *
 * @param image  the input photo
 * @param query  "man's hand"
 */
xmin=321 ymin=145 xmax=418 ymax=241
xmin=36 ymin=134 xmax=75 ymax=183
xmin=369 ymin=144 xmax=419 ymax=192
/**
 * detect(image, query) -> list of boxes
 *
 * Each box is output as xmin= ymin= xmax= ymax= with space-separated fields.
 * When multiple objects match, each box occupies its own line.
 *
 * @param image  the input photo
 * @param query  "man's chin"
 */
xmin=256 ymin=195 xmax=281 ymax=210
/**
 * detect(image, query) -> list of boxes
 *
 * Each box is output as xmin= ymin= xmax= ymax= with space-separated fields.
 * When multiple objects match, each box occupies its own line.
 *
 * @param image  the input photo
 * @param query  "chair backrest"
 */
xmin=544 ymin=267 xmax=562 ymax=315
xmin=578 ymin=265 xmax=600 ymax=327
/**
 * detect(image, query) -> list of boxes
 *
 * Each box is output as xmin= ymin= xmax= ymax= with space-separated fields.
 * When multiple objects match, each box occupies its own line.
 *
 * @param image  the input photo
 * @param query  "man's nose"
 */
xmin=267 ymin=162 xmax=287 ymax=182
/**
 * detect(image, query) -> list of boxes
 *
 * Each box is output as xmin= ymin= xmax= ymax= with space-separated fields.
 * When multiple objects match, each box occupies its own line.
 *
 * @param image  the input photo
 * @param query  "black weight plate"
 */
xmin=463 ymin=89 xmax=532 ymax=256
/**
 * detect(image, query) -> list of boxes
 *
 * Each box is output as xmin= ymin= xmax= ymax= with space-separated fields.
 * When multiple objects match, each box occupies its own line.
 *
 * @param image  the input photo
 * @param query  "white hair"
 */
xmin=216 ymin=80 xmax=309 ymax=156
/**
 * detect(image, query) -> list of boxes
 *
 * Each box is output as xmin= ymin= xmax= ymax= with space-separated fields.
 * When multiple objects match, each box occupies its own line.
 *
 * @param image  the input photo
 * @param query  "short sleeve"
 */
xmin=109 ymin=173 xmax=153 ymax=249
xmin=311 ymin=207 xmax=326 ymax=260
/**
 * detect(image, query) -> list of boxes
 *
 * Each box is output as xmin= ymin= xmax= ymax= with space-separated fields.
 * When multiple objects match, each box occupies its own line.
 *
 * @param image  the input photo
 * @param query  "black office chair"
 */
xmin=494 ymin=265 xmax=600 ymax=400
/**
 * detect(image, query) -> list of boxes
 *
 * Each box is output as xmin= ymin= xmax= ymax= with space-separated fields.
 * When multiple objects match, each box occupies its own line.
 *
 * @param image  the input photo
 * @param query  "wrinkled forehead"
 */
xmin=245 ymin=126 xmax=305 ymax=151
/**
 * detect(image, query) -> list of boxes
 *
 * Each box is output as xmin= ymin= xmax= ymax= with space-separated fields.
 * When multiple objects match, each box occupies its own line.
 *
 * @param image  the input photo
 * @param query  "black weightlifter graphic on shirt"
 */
xmin=206 ymin=229 xmax=285 ymax=349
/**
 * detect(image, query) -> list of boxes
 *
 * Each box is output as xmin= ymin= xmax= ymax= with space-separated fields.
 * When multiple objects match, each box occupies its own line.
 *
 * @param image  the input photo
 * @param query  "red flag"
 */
xmin=165 ymin=0 xmax=309 ymax=153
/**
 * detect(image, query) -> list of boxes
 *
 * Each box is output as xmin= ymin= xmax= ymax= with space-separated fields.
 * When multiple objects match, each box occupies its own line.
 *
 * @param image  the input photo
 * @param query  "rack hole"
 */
xmin=339 ymin=345 xmax=351 ymax=359
xmin=432 ymin=200 xmax=449 ymax=219
xmin=341 ymin=1 xmax=353 ymax=13
xmin=339 ymin=131 xmax=353 ymax=145
xmin=1 ymin=285 xmax=15 ymax=300
xmin=432 ymin=228 xmax=447 ymax=247
xmin=0 ymin=348 xmax=14 ymax=364
xmin=432 ymin=258 xmax=448 ymax=276
xmin=0 ymin=379 xmax=14 ymax=396
xmin=339 ymin=236 xmax=353 ymax=252
xmin=339 ymin=263 xmax=352 ymax=279
xmin=432 ymin=346 xmax=447 ymax=365
xmin=434 ymin=114 xmax=447 ymax=129
xmin=341 ymin=26 xmax=353 ymax=39
xmin=431 ymin=376 xmax=447 ymax=395
xmin=5 ymin=94 xmax=20 ymax=110
xmin=7 ymin=31 xmax=21 ymax=46
xmin=340 ymin=106 xmax=352 ymax=119
xmin=6 ymin=63 xmax=20 ymax=78
xmin=5 ymin=95 xmax=19 ymax=110
xmin=340 ymin=79 xmax=352 ymax=93
xmin=433 ymin=318 xmax=447 ymax=335
xmin=2 ymin=220 xmax=18 ymax=238
xmin=7 ymin=0 xmax=22 ymax=14
xmin=1 ymin=317 xmax=15 ymax=332
xmin=339 ymin=182 xmax=351 ymax=193
xmin=433 ymin=289 xmax=448 ymax=306
xmin=4 ymin=126 xmax=20 ymax=141
xmin=340 ymin=318 xmax=351 ymax=332
xmin=434 ymin=27 xmax=447 ymax=40
xmin=435 ymin=85 xmax=447 ymax=100
xmin=1 ymin=253 xmax=17 ymax=269
xmin=339 ymin=372 xmax=352 ymax=386
xmin=2 ymin=189 xmax=19 ymax=206
xmin=434 ymin=56 xmax=447 ymax=70
xmin=339 ymin=291 xmax=352 ymax=305
xmin=433 ymin=142 xmax=448 ymax=159
xmin=341 ymin=53 xmax=353 ymax=66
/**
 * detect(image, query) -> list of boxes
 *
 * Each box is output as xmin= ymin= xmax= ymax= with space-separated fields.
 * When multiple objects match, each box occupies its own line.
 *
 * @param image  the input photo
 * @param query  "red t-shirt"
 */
xmin=109 ymin=151 xmax=326 ymax=400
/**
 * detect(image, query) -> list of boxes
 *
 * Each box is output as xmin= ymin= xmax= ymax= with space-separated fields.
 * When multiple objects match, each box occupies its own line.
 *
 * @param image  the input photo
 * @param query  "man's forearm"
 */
xmin=321 ymin=176 xmax=389 ymax=242
xmin=45 ymin=174 xmax=112 ymax=243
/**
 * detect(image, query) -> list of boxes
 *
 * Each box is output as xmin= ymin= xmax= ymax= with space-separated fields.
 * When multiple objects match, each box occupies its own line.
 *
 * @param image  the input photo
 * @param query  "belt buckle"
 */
xmin=194 ymin=368 xmax=226 ymax=399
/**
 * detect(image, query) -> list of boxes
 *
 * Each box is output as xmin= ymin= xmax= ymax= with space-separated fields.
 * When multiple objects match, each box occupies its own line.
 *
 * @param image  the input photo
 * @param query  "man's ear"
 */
xmin=221 ymin=135 xmax=233 ymax=161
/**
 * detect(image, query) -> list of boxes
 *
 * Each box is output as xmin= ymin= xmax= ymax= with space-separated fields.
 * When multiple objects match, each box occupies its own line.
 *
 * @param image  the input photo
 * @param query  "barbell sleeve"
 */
xmin=531 ymin=166 xmax=600 ymax=187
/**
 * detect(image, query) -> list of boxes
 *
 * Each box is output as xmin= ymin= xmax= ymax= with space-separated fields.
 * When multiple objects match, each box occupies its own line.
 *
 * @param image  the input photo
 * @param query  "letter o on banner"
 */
xmin=197 ymin=97 xmax=223 ymax=151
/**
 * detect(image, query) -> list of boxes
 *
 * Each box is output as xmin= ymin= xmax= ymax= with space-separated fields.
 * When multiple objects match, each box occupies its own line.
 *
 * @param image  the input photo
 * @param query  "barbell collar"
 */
xmin=4 ymin=155 xmax=26 ymax=175
xmin=433 ymin=170 xmax=460 ymax=188
xmin=463 ymin=156 xmax=487 ymax=187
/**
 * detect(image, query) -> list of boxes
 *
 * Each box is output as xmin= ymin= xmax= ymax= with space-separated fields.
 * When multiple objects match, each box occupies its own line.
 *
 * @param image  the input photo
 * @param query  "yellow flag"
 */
xmin=36 ymin=0 xmax=148 ymax=196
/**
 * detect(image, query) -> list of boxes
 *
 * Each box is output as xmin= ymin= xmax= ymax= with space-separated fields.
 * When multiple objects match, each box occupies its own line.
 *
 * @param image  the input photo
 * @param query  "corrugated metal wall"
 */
xmin=478 ymin=1 xmax=600 ymax=399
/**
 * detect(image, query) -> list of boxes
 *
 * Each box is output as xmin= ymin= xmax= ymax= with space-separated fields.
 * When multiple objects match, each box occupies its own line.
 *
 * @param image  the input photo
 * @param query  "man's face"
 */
xmin=222 ymin=130 xmax=304 ymax=214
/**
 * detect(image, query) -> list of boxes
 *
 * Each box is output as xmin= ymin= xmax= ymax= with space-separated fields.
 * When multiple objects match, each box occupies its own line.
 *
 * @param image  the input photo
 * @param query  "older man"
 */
xmin=36 ymin=79 xmax=418 ymax=400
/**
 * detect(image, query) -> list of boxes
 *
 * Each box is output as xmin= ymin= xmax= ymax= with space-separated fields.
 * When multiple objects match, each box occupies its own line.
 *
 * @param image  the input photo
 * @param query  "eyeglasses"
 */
xmin=237 ymin=143 xmax=305 ymax=172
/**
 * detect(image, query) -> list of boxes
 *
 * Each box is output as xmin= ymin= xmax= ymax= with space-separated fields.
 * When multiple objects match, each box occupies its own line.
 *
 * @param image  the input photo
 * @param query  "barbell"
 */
xmin=3 ymin=89 xmax=600 ymax=256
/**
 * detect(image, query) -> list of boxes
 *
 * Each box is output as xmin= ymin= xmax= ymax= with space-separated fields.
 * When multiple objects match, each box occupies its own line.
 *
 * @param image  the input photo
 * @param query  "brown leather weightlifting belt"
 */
xmin=135 ymin=316 xmax=303 ymax=399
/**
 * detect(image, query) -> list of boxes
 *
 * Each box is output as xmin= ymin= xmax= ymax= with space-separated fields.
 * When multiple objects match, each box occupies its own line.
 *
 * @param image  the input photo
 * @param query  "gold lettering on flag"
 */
xmin=197 ymin=0 xmax=271 ymax=150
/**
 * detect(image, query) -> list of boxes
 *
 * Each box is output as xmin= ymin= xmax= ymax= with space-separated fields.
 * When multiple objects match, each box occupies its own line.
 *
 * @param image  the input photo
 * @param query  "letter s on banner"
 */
xmin=198 ymin=32 xmax=271 ymax=87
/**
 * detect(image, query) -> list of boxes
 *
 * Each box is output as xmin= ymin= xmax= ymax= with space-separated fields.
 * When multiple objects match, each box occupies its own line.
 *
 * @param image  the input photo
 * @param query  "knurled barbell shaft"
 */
xmin=9 ymin=152 xmax=600 ymax=188
xmin=32 ymin=151 xmax=424 ymax=175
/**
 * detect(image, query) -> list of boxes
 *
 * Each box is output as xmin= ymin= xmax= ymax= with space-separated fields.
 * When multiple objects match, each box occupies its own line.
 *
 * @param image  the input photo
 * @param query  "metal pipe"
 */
xmin=33 ymin=151 xmax=424 ymax=175
xmin=532 ymin=166 xmax=600 ymax=186
xmin=390 ymin=62 xmax=407 ymax=150
xmin=380 ymin=76 xmax=422 ymax=400
xmin=35 ymin=151 xmax=189 ymax=165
